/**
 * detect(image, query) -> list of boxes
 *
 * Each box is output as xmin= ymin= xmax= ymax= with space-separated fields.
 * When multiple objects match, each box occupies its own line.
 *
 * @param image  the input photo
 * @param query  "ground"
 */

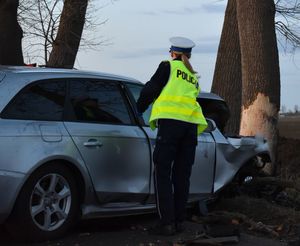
xmin=0 ymin=116 xmax=299 ymax=245
xmin=209 ymin=115 xmax=300 ymax=245
xmin=0 ymin=214 xmax=288 ymax=246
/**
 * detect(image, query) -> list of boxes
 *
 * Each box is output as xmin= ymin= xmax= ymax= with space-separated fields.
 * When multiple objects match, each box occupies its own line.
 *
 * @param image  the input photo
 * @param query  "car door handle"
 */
xmin=83 ymin=139 xmax=103 ymax=147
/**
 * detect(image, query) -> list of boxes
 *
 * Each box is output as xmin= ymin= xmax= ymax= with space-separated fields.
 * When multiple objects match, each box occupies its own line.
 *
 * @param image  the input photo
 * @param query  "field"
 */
xmin=278 ymin=116 xmax=300 ymax=179
xmin=278 ymin=115 xmax=300 ymax=139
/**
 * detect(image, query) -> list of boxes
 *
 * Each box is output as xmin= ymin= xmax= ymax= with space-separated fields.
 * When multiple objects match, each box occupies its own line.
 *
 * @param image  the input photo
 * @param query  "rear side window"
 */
xmin=68 ymin=79 xmax=132 ymax=125
xmin=1 ymin=80 xmax=66 ymax=121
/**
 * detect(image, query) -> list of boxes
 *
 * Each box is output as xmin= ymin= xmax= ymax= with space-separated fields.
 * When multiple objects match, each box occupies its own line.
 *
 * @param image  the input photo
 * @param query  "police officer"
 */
xmin=137 ymin=37 xmax=207 ymax=235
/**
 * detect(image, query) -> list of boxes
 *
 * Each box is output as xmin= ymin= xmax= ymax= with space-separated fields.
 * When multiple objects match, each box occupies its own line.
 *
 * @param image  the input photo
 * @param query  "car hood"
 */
xmin=226 ymin=135 xmax=265 ymax=148
xmin=198 ymin=91 xmax=225 ymax=101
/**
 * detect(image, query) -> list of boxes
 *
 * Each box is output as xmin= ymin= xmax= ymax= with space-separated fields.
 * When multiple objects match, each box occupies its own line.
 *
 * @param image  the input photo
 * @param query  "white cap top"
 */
xmin=169 ymin=36 xmax=196 ymax=48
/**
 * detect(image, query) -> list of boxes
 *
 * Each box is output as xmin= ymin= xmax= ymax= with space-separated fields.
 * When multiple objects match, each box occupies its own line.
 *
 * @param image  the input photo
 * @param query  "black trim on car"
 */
xmin=0 ymin=78 xmax=67 ymax=122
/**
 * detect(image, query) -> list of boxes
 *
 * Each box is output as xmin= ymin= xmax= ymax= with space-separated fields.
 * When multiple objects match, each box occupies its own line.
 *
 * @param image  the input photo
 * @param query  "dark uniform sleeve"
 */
xmin=136 ymin=61 xmax=170 ymax=113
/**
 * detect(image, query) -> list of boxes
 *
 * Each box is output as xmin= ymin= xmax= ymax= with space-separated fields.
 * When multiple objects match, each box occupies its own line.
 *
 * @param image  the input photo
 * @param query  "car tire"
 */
xmin=6 ymin=163 xmax=80 ymax=242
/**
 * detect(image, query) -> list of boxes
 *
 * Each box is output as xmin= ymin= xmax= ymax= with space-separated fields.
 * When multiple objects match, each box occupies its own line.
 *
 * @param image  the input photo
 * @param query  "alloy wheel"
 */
xmin=30 ymin=173 xmax=72 ymax=231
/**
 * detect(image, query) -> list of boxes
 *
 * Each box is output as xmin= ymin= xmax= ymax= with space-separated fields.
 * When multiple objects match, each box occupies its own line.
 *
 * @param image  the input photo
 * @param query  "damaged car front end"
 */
xmin=212 ymin=130 xmax=270 ymax=193
xmin=197 ymin=93 xmax=271 ymax=195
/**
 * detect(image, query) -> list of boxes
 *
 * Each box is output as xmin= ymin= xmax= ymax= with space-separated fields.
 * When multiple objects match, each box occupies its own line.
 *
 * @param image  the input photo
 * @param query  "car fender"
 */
xmin=4 ymin=149 xmax=97 ymax=223
xmin=211 ymin=129 xmax=271 ymax=193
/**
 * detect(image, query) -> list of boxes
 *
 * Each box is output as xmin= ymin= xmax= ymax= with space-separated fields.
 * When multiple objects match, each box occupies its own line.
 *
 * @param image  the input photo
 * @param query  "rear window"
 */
xmin=1 ymin=79 xmax=66 ymax=121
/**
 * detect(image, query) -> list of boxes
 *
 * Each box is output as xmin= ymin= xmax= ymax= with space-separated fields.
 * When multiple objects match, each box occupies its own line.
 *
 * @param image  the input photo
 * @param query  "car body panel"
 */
xmin=142 ymin=127 xmax=216 ymax=197
xmin=0 ymin=170 xmax=25 ymax=223
xmin=0 ymin=119 xmax=71 ymax=173
xmin=0 ymin=66 xmax=271 ymax=226
xmin=212 ymin=129 xmax=269 ymax=192
xmin=0 ymin=118 xmax=96 ymax=221
xmin=191 ymin=133 xmax=216 ymax=194
xmin=64 ymin=122 xmax=151 ymax=203
xmin=0 ymin=71 xmax=5 ymax=82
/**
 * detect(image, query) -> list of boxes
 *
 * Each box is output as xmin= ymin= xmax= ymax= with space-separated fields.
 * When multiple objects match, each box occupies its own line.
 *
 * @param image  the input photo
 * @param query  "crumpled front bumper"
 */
xmin=0 ymin=170 xmax=25 ymax=224
xmin=213 ymin=131 xmax=271 ymax=193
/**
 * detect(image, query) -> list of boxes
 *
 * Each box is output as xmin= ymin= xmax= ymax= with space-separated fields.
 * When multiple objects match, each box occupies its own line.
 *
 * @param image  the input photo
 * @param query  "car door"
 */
xmin=126 ymin=83 xmax=216 ymax=199
xmin=63 ymin=78 xmax=151 ymax=204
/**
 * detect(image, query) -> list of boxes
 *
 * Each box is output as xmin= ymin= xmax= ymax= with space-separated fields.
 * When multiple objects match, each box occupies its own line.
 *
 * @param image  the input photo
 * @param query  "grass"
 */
xmin=278 ymin=115 xmax=300 ymax=140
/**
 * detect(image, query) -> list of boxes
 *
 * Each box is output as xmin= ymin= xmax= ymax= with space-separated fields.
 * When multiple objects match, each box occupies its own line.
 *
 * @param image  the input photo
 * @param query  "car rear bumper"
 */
xmin=0 ymin=170 xmax=25 ymax=224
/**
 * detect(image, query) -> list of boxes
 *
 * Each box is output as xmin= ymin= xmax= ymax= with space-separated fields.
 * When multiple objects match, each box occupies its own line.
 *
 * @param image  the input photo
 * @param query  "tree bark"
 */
xmin=47 ymin=0 xmax=88 ymax=68
xmin=211 ymin=0 xmax=242 ymax=135
xmin=236 ymin=0 xmax=280 ymax=173
xmin=0 ymin=0 xmax=24 ymax=65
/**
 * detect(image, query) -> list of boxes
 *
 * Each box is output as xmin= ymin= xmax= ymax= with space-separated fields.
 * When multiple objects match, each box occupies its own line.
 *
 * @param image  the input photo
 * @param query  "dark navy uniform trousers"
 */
xmin=153 ymin=119 xmax=198 ymax=225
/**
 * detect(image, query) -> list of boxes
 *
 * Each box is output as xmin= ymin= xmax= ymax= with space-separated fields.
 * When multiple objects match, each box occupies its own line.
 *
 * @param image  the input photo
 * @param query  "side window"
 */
xmin=1 ymin=80 xmax=66 ymax=121
xmin=69 ymin=79 xmax=131 ymax=125
xmin=126 ymin=83 xmax=151 ymax=126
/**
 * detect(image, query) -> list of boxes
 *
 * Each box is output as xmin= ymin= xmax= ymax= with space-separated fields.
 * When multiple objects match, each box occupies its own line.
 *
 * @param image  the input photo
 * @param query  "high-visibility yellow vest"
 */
xmin=149 ymin=60 xmax=208 ymax=134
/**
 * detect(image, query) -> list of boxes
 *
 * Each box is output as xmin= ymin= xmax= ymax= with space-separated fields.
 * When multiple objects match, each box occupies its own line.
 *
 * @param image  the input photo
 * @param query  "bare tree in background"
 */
xmin=18 ymin=0 xmax=62 ymax=64
xmin=212 ymin=0 xmax=300 ymax=136
xmin=281 ymin=105 xmax=287 ymax=113
xmin=275 ymin=0 xmax=300 ymax=51
xmin=0 ymin=0 xmax=24 ymax=65
xmin=211 ymin=0 xmax=241 ymax=135
xmin=237 ymin=0 xmax=280 ymax=173
xmin=46 ymin=0 xmax=88 ymax=68
xmin=19 ymin=0 xmax=107 ymax=67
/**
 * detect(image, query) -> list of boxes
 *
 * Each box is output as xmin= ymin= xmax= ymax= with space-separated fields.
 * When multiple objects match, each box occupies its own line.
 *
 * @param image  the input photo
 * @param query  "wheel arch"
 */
xmin=233 ymin=151 xmax=272 ymax=184
xmin=10 ymin=158 xmax=88 ymax=217
xmin=28 ymin=159 xmax=86 ymax=204
xmin=5 ymin=159 xmax=86 ymax=241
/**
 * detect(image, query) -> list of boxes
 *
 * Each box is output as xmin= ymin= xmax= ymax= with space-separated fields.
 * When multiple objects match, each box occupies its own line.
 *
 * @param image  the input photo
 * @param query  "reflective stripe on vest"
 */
xmin=149 ymin=60 xmax=207 ymax=134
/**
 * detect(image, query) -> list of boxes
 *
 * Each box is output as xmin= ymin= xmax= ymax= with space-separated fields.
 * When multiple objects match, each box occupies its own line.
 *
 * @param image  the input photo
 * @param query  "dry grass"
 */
xmin=278 ymin=116 xmax=300 ymax=140
xmin=213 ymin=195 xmax=300 ymax=240
xmin=215 ymin=195 xmax=300 ymax=226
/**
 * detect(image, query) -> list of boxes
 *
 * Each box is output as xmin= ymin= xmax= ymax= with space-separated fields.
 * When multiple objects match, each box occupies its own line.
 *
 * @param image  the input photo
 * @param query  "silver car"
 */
xmin=0 ymin=66 xmax=270 ymax=241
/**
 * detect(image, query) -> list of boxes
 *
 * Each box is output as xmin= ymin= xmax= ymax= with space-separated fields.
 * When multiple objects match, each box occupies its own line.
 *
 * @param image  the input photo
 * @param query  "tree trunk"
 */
xmin=211 ymin=0 xmax=242 ymax=135
xmin=236 ymin=0 xmax=280 ymax=174
xmin=47 ymin=0 xmax=88 ymax=68
xmin=0 ymin=0 xmax=24 ymax=65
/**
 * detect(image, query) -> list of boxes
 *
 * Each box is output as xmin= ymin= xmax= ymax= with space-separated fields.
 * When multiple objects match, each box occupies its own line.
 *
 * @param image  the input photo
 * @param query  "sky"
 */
xmin=75 ymin=0 xmax=300 ymax=111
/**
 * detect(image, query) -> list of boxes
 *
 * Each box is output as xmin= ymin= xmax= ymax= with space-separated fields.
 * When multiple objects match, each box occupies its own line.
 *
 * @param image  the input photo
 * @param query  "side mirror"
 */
xmin=204 ymin=118 xmax=217 ymax=133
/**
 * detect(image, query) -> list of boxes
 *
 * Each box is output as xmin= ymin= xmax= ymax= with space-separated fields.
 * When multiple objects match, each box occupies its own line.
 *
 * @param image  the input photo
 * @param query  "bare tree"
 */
xmin=211 ymin=0 xmax=241 ymax=135
xmin=18 ymin=0 xmax=108 ymax=67
xmin=275 ymin=0 xmax=300 ymax=51
xmin=18 ymin=0 xmax=62 ymax=65
xmin=46 ymin=0 xmax=88 ymax=68
xmin=281 ymin=104 xmax=287 ymax=113
xmin=237 ymin=0 xmax=280 ymax=173
xmin=0 ymin=0 xmax=24 ymax=65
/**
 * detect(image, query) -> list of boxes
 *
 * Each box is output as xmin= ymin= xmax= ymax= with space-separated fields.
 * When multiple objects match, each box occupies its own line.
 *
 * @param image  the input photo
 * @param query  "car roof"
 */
xmin=0 ymin=65 xmax=141 ymax=84
xmin=0 ymin=66 xmax=224 ymax=102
